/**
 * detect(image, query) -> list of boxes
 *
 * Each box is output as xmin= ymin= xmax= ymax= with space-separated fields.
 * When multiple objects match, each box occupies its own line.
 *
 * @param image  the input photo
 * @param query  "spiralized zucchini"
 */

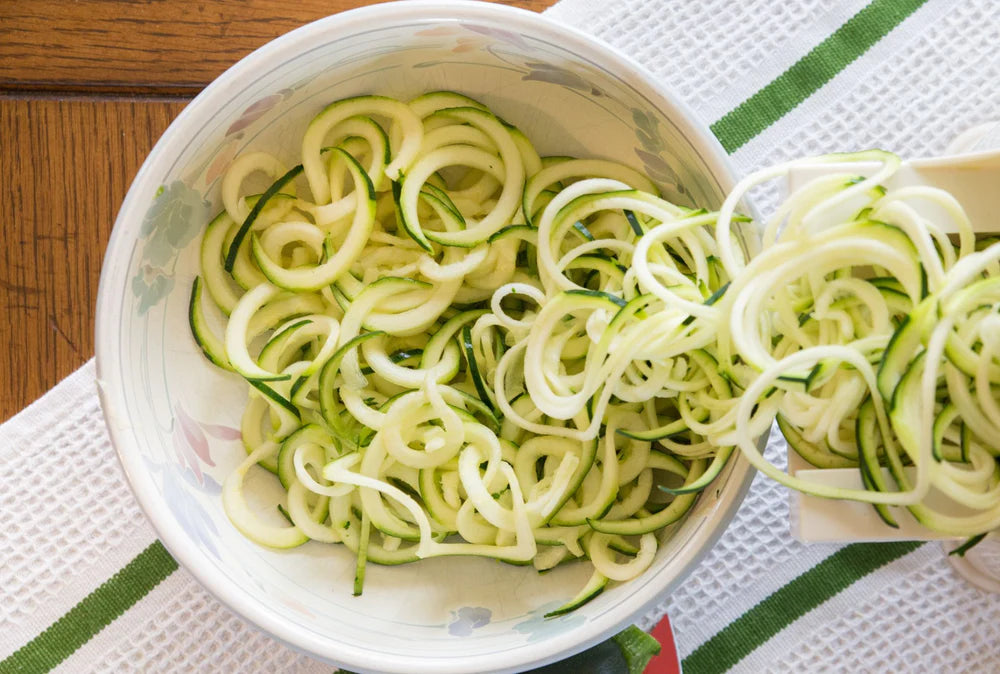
xmin=192 ymin=91 xmax=1000 ymax=609
xmin=713 ymin=152 xmax=1000 ymax=539
xmin=191 ymin=92 xmax=747 ymax=613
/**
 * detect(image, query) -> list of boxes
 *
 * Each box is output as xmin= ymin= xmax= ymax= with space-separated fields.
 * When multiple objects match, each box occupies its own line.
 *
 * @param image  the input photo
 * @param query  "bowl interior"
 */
xmin=97 ymin=4 xmax=749 ymax=673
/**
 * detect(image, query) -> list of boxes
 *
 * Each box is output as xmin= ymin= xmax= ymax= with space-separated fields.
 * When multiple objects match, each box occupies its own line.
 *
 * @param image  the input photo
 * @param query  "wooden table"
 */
xmin=0 ymin=0 xmax=554 ymax=421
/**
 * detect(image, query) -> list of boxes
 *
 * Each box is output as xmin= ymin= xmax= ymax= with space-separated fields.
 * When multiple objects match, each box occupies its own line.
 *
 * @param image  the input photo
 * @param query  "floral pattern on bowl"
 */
xmin=132 ymin=181 xmax=210 ymax=314
xmin=448 ymin=607 xmax=493 ymax=636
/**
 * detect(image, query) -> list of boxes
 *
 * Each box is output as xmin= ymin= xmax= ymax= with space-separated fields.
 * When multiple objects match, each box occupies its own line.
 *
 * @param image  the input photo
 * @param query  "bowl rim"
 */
xmin=95 ymin=1 xmax=751 ymax=672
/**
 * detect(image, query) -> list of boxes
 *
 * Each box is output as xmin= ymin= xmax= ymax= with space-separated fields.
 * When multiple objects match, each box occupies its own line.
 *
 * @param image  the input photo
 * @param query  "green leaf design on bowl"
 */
xmin=631 ymin=108 xmax=682 ymax=191
xmin=132 ymin=266 xmax=175 ymax=315
xmin=131 ymin=180 xmax=210 ymax=314
xmin=140 ymin=181 xmax=210 ymax=265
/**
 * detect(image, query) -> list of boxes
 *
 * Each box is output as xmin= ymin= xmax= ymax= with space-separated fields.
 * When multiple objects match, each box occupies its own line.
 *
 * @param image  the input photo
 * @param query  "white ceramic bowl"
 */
xmin=96 ymin=2 xmax=753 ymax=672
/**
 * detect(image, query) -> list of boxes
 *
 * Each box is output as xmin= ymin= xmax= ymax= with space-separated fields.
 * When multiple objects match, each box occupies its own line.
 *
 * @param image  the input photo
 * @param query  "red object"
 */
xmin=646 ymin=615 xmax=681 ymax=674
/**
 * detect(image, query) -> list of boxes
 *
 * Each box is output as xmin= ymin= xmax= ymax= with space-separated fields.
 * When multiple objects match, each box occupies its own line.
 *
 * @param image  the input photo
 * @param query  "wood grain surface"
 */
xmin=0 ymin=0 xmax=555 ymax=422
xmin=0 ymin=97 xmax=188 ymax=419
xmin=1 ymin=0 xmax=553 ymax=95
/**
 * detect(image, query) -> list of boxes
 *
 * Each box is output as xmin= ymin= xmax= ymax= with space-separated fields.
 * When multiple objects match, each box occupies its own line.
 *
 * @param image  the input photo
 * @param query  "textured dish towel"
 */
xmin=4 ymin=0 xmax=1000 ymax=672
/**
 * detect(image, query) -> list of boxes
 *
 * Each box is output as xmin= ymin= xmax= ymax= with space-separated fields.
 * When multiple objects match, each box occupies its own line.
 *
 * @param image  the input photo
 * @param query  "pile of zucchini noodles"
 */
xmin=713 ymin=153 xmax=1000 ymax=540
xmin=190 ymin=91 xmax=1000 ymax=612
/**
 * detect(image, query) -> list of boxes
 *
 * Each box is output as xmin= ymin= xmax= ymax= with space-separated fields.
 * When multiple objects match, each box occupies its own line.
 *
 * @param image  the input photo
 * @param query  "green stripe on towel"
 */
xmin=711 ymin=0 xmax=929 ymax=153
xmin=681 ymin=541 xmax=924 ymax=674
xmin=0 ymin=541 xmax=178 ymax=674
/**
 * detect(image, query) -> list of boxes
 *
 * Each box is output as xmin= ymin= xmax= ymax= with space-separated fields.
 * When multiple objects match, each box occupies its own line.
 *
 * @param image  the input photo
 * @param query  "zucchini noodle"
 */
xmin=190 ymin=92 xmax=743 ymax=614
xmin=715 ymin=154 xmax=1000 ymax=538
xmin=191 ymin=92 xmax=999 ymax=611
